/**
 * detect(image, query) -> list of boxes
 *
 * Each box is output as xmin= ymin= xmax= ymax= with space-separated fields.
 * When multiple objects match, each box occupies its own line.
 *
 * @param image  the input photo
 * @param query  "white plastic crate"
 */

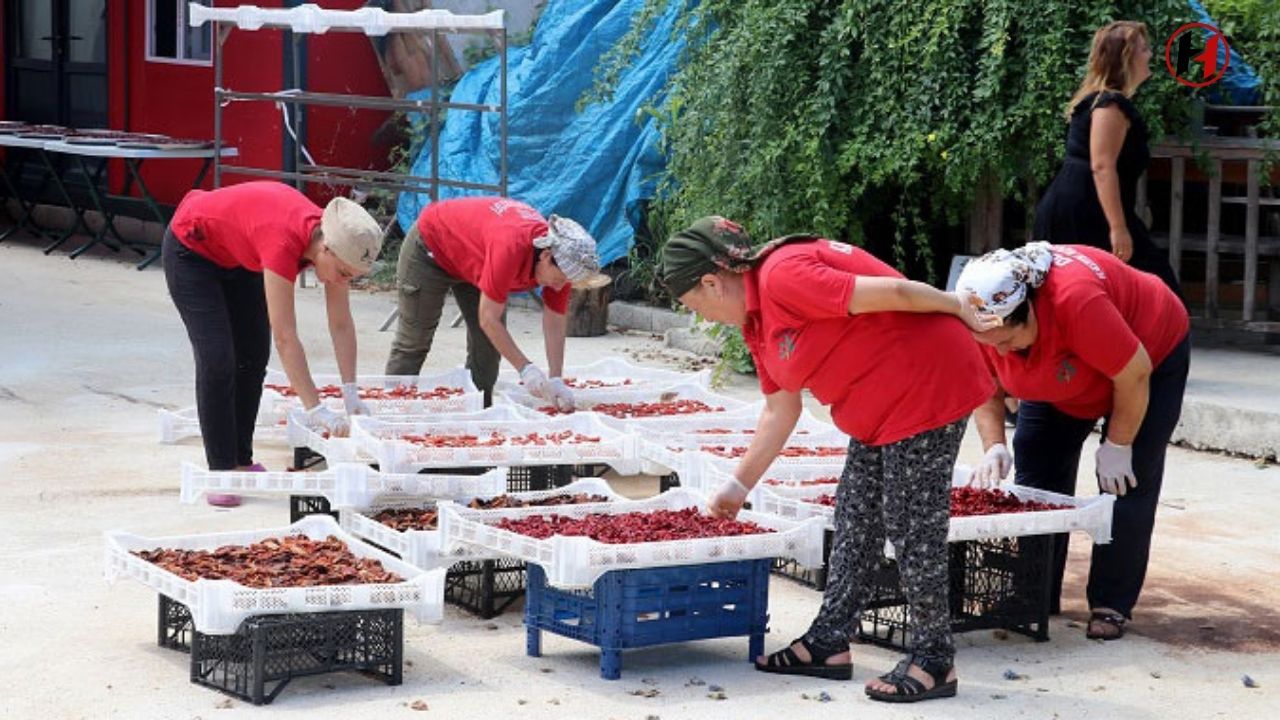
xmin=103 ymin=515 xmax=446 ymax=635
xmin=437 ymin=488 xmax=826 ymax=588
xmin=262 ymin=367 xmax=482 ymax=421
xmin=642 ymin=435 xmax=851 ymax=491
xmin=753 ymin=471 xmax=1115 ymax=544
xmin=499 ymin=381 xmax=746 ymax=425
xmin=342 ymin=478 xmax=626 ymax=571
xmin=351 ymin=412 xmax=637 ymax=474
xmin=285 ymin=412 xmax=370 ymax=464
xmin=179 ymin=461 xmax=507 ymax=508
xmin=157 ymin=406 xmax=287 ymax=444
xmin=495 ymin=357 xmax=711 ymax=395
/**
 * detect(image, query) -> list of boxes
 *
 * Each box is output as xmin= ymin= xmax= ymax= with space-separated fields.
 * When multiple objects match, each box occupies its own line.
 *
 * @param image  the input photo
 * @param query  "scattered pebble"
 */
xmin=799 ymin=691 xmax=833 ymax=702
xmin=322 ymin=683 xmax=335 ymax=690
xmin=629 ymin=688 xmax=661 ymax=698
xmin=992 ymin=629 xmax=1010 ymax=640
xmin=1150 ymin=671 xmax=1162 ymax=679
xmin=540 ymin=667 xmax=555 ymax=673
xmin=990 ymin=694 xmax=1007 ymax=700
xmin=548 ymin=698 xmax=560 ymax=705
xmin=1091 ymin=685 xmax=1107 ymax=692
xmin=646 ymin=715 xmax=661 ymax=720
xmin=516 ymin=699 xmax=527 ymax=706
xmin=707 ymin=690 xmax=727 ymax=701
xmin=1003 ymin=669 xmax=1025 ymax=681
xmin=214 ymin=699 xmax=232 ymax=710
xmin=485 ymin=623 xmax=499 ymax=630
xmin=708 ymin=684 xmax=724 ymax=692
xmin=1242 ymin=675 xmax=1259 ymax=689
xmin=686 ymin=677 xmax=706 ymax=687
xmin=410 ymin=700 xmax=428 ymax=711
xmin=1036 ymin=688 xmax=1050 ymax=693
xmin=642 ymin=677 xmax=659 ymax=685
xmin=406 ymin=660 xmax=414 ymax=667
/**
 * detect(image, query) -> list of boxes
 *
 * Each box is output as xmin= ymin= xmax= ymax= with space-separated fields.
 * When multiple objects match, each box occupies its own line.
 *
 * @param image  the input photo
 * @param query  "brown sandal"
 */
xmin=1086 ymin=610 xmax=1127 ymax=640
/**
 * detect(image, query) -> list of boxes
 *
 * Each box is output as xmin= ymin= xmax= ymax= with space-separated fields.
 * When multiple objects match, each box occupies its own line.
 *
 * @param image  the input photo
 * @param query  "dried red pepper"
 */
xmin=134 ymin=535 xmax=402 ymax=587
xmin=495 ymin=507 xmax=772 ymax=543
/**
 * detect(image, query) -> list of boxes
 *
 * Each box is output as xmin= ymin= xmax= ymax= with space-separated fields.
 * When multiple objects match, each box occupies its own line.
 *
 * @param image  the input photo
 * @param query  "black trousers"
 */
xmin=1013 ymin=335 xmax=1190 ymax=617
xmin=162 ymin=229 xmax=271 ymax=470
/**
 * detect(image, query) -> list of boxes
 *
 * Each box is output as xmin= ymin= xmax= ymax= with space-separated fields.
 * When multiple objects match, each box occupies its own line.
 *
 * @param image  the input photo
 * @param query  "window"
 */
xmin=148 ymin=0 xmax=212 ymax=64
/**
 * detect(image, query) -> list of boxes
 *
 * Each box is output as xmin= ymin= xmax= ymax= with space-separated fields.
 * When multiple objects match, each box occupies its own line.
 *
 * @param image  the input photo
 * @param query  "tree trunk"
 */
xmin=967 ymin=169 xmax=1003 ymax=254
xmin=566 ymin=273 xmax=612 ymax=337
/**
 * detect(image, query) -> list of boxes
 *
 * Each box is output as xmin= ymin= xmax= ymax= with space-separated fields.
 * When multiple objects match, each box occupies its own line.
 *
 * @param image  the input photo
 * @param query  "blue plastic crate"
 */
xmin=524 ymin=559 xmax=771 ymax=680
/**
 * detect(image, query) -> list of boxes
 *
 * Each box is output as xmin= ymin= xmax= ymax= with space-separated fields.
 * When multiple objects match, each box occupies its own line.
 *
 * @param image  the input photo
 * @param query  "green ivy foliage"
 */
xmin=1202 ymin=0 xmax=1280 ymax=142
xmin=592 ymin=0 xmax=1201 ymax=375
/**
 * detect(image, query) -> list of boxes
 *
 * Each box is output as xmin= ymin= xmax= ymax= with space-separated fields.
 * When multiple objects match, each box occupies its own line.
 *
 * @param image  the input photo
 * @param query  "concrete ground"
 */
xmin=1 ymin=235 xmax=1277 ymax=720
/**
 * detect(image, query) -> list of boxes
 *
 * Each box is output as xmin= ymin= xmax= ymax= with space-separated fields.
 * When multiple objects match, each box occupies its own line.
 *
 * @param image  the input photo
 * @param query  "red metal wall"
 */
xmin=122 ymin=0 xmax=287 ymax=204
xmin=302 ymin=0 xmax=394 ymax=204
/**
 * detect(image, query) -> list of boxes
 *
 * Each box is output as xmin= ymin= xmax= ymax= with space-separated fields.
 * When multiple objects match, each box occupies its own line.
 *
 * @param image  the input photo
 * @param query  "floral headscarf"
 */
xmin=955 ymin=242 xmax=1054 ymax=318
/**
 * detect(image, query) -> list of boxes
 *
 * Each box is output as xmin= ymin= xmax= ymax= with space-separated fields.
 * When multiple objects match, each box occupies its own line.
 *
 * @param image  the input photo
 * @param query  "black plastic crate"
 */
xmin=291 ymin=447 xmax=327 ymax=471
xmin=288 ymin=494 xmax=337 ymax=523
xmin=157 ymin=595 xmax=403 ymax=705
xmin=658 ymin=473 xmax=680 ymax=493
xmin=772 ymin=528 xmax=833 ymax=590
xmin=856 ymin=535 xmax=1056 ymax=650
xmin=159 ymin=594 xmax=193 ymax=652
xmin=505 ymin=464 xmax=575 ymax=492
xmin=445 ymin=558 xmax=527 ymax=618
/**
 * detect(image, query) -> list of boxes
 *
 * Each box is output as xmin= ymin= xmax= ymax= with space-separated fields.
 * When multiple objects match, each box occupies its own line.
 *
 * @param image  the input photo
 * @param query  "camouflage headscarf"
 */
xmin=659 ymin=216 xmax=818 ymax=297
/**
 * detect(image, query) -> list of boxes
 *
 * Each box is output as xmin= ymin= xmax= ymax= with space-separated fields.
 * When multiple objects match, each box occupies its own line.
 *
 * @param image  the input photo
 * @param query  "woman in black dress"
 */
xmin=1035 ymin=21 xmax=1181 ymax=295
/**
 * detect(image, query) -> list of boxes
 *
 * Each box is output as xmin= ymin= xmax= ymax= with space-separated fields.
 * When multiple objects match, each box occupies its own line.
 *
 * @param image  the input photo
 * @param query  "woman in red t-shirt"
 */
xmin=956 ymin=242 xmax=1190 ymax=641
xmin=163 ymin=182 xmax=384 ymax=506
xmin=659 ymin=217 xmax=998 ymax=704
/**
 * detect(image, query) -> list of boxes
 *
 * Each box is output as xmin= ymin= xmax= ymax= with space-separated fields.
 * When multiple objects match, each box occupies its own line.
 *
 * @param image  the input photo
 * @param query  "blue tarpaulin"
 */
xmin=1188 ymin=1 xmax=1263 ymax=105
xmin=397 ymin=1 xmax=687 ymax=267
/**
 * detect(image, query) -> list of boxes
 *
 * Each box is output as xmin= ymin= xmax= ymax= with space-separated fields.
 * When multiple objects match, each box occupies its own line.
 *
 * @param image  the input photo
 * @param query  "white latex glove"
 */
xmin=954 ymin=289 xmax=1003 ymax=333
xmin=520 ymin=363 xmax=553 ymax=401
xmin=304 ymin=404 xmax=350 ymax=438
xmin=341 ymin=382 xmax=372 ymax=416
xmin=1095 ymin=440 xmax=1136 ymax=496
xmin=548 ymin=377 xmax=576 ymax=413
xmin=708 ymin=478 xmax=750 ymax=519
xmin=971 ymin=443 xmax=1013 ymax=488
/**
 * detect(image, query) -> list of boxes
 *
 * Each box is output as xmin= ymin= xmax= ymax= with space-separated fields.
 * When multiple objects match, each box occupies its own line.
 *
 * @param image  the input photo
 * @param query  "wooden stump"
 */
xmin=566 ymin=273 xmax=612 ymax=337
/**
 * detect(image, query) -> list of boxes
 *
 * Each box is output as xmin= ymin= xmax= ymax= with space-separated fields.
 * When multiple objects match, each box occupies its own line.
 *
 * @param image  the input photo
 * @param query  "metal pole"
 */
xmin=499 ymin=28 xmax=508 ymax=198
xmin=292 ymin=33 xmax=303 ymax=190
xmin=429 ymin=29 xmax=440 ymax=202
xmin=213 ymin=23 xmax=225 ymax=187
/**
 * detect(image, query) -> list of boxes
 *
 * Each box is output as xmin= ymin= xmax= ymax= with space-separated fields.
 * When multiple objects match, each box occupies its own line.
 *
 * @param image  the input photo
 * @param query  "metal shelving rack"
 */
xmin=190 ymin=3 xmax=508 ymax=205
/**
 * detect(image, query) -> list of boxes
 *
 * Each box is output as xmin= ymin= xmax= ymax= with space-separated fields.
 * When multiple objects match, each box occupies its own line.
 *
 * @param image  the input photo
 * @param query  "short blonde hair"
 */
xmin=1065 ymin=21 xmax=1150 ymax=120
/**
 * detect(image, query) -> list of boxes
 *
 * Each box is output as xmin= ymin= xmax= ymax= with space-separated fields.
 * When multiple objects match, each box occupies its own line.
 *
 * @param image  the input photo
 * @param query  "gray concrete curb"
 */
xmin=1173 ymin=399 xmax=1280 ymax=460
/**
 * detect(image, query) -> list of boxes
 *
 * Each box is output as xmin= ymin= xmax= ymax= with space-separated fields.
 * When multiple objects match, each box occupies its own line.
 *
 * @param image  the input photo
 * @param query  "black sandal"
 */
xmin=754 ymin=637 xmax=852 ymax=680
xmin=865 ymin=655 xmax=957 ymax=703
xmin=1086 ymin=610 xmax=1127 ymax=640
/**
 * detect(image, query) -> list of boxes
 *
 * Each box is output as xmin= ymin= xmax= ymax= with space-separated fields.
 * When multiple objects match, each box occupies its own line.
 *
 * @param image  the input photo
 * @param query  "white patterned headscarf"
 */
xmin=956 ymin=242 xmax=1054 ymax=319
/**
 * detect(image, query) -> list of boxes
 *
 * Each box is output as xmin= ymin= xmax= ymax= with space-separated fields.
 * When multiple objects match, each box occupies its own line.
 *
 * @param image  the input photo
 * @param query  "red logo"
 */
xmin=1164 ymin=22 xmax=1229 ymax=88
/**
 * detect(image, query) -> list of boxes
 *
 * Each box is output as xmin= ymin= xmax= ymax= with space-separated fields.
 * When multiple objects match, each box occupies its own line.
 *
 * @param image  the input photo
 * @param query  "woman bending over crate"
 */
xmin=958 ymin=242 xmax=1189 ymax=641
xmin=658 ymin=217 xmax=998 ymax=704
xmin=163 ymin=182 xmax=384 ymax=506
xmin=385 ymin=197 xmax=600 ymax=408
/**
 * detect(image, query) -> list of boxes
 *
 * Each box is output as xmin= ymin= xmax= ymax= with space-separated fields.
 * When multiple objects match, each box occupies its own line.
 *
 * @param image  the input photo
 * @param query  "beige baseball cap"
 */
xmin=321 ymin=197 xmax=384 ymax=274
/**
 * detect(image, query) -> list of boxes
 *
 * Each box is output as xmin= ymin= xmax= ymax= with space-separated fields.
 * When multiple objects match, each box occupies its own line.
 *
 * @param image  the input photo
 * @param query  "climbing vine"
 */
xmin=591 ymin=0 xmax=1200 ymax=373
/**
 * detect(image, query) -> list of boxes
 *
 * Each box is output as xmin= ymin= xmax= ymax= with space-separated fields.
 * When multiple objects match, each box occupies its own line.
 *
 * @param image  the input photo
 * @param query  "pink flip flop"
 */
xmin=205 ymin=463 xmax=267 ymax=507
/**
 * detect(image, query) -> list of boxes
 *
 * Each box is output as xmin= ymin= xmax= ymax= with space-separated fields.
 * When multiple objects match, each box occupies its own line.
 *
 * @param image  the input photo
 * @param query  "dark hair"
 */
xmin=1004 ymin=290 xmax=1035 ymax=326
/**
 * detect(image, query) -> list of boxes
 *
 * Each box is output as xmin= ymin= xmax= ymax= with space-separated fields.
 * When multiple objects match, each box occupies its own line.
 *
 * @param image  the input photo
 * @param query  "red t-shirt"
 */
xmin=416 ymin=197 xmax=570 ymax=314
xmin=169 ymin=181 xmax=321 ymax=281
xmin=981 ymin=245 xmax=1189 ymax=419
xmin=742 ymin=240 xmax=994 ymax=446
